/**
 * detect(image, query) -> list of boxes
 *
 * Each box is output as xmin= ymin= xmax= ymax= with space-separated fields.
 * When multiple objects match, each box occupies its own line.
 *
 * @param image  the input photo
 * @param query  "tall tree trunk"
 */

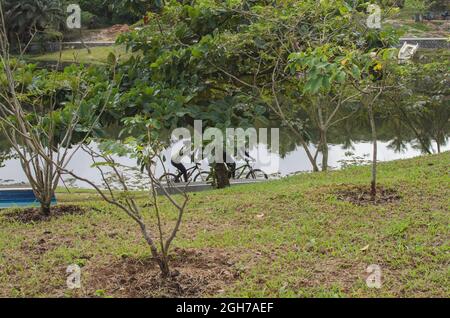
xmin=368 ymin=104 xmax=377 ymax=200
xmin=214 ymin=163 xmax=230 ymax=189
xmin=436 ymin=141 xmax=441 ymax=154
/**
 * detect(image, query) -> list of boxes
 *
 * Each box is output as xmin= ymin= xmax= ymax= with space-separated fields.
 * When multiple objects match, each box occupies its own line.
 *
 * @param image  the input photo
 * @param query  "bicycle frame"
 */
xmin=232 ymin=160 xmax=253 ymax=179
xmin=176 ymin=163 xmax=202 ymax=180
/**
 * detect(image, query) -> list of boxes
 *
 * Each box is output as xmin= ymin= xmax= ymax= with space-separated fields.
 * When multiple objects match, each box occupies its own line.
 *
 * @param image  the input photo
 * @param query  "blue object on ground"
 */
xmin=0 ymin=188 xmax=57 ymax=209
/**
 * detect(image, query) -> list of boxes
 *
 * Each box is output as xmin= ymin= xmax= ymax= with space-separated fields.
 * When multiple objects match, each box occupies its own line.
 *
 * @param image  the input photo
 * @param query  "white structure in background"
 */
xmin=398 ymin=42 xmax=419 ymax=63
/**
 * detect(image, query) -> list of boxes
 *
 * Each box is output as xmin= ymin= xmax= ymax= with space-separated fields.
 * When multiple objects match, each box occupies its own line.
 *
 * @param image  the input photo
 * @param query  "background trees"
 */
xmin=98 ymin=0 xmax=403 ymax=189
xmin=109 ymin=1 xmax=270 ymax=186
xmin=388 ymin=59 xmax=450 ymax=154
xmin=78 ymin=0 xmax=158 ymax=28
xmin=0 ymin=0 xmax=64 ymax=46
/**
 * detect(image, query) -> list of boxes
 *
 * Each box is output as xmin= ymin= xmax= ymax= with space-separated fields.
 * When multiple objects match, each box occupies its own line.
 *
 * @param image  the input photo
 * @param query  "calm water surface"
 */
xmin=0 ymin=139 xmax=448 ymax=188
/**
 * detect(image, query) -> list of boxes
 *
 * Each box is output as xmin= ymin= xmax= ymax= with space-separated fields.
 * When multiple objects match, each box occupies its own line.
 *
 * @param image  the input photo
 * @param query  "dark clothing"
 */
xmin=227 ymin=162 xmax=236 ymax=178
xmin=222 ymin=151 xmax=238 ymax=178
xmin=171 ymin=160 xmax=188 ymax=182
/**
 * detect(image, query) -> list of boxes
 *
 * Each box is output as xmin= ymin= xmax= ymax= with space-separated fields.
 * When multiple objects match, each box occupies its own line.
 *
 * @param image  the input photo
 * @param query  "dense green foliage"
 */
xmin=96 ymin=0 xmax=401 ymax=176
xmin=0 ymin=59 xmax=113 ymax=148
xmin=113 ymin=1 xmax=394 ymax=128
xmin=0 ymin=0 xmax=64 ymax=45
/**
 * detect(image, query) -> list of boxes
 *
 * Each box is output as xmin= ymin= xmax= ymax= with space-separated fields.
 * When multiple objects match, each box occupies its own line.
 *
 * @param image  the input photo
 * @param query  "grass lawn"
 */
xmin=28 ymin=46 xmax=130 ymax=65
xmin=0 ymin=152 xmax=448 ymax=297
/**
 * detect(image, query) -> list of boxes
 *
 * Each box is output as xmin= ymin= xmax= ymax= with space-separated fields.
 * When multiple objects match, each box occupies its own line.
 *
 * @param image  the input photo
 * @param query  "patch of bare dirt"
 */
xmin=86 ymin=248 xmax=239 ymax=297
xmin=335 ymin=185 xmax=401 ymax=206
xmin=4 ymin=205 xmax=85 ymax=223
xmin=83 ymin=25 xmax=130 ymax=42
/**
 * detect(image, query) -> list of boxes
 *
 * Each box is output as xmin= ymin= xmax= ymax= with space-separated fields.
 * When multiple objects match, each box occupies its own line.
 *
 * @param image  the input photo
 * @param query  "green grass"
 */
xmin=28 ymin=46 xmax=130 ymax=65
xmin=0 ymin=152 xmax=449 ymax=297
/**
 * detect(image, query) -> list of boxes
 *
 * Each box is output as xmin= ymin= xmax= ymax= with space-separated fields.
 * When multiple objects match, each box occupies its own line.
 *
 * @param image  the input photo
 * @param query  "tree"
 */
xmin=112 ymin=1 xmax=269 ymax=187
xmin=288 ymin=46 xmax=361 ymax=171
xmin=78 ymin=0 xmax=160 ymax=26
xmin=389 ymin=60 xmax=450 ymax=154
xmin=112 ymin=0 xmax=403 ymax=180
xmin=406 ymin=0 xmax=433 ymax=21
xmin=59 ymin=114 xmax=190 ymax=278
xmin=195 ymin=0 xmax=401 ymax=174
xmin=0 ymin=0 xmax=64 ymax=46
xmin=0 ymin=5 xmax=113 ymax=214
xmin=346 ymin=48 xmax=399 ymax=199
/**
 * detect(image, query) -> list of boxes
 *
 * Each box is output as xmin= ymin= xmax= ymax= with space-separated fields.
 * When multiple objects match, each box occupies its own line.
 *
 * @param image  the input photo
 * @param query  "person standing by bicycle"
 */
xmin=223 ymin=148 xmax=254 ymax=178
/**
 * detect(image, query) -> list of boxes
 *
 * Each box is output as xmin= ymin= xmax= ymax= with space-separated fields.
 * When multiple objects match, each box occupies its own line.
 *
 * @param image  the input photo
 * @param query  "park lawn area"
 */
xmin=0 ymin=152 xmax=448 ymax=297
xmin=28 ymin=46 xmax=130 ymax=65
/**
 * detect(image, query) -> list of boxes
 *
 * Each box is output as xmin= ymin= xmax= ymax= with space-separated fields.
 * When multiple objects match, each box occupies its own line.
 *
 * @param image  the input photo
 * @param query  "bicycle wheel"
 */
xmin=246 ymin=169 xmax=268 ymax=180
xmin=193 ymin=171 xmax=212 ymax=182
xmin=159 ymin=173 xmax=180 ymax=183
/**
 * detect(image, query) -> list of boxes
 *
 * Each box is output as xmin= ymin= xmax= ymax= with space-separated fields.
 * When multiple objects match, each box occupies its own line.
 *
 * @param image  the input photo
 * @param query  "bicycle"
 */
xmin=232 ymin=159 xmax=268 ymax=180
xmin=159 ymin=162 xmax=209 ymax=183
xmin=200 ymin=159 xmax=268 ymax=181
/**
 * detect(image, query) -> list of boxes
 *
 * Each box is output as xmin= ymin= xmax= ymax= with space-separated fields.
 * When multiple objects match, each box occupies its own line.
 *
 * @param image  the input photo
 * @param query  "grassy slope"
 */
xmin=0 ymin=152 xmax=449 ymax=297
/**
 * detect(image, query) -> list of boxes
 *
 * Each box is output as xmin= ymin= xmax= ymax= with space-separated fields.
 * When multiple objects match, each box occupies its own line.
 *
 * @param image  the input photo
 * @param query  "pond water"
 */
xmin=0 ymin=132 xmax=448 ymax=188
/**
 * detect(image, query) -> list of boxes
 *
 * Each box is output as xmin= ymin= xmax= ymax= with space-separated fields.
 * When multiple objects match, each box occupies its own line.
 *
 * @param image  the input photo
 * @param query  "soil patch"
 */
xmin=335 ymin=185 xmax=401 ymax=206
xmin=4 ymin=205 xmax=85 ymax=223
xmin=87 ymin=248 xmax=239 ymax=297
xmin=83 ymin=25 xmax=130 ymax=42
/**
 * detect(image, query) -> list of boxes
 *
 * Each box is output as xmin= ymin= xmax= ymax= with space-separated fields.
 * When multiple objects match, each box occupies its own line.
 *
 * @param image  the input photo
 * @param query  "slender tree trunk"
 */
xmin=157 ymin=256 xmax=171 ymax=278
xmin=415 ymin=13 xmax=423 ymax=22
xmin=214 ymin=163 xmax=230 ymax=189
xmin=287 ymin=125 xmax=319 ymax=172
xmin=368 ymin=104 xmax=377 ymax=200
xmin=398 ymin=106 xmax=431 ymax=154
xmin=320 ymin=128 xmax=328 ymax=171
xmin=37 ymin=183 xmax=54 ymax=216
xmin=40 ymin=201 xmax=51 ymax=216
xmin=435 ymin=136 xmax=441 ymax=154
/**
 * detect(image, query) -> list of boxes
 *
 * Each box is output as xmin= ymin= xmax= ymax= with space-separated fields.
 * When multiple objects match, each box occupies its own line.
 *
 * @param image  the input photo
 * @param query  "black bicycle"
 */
xmin=159 ymin=162 xmax=209 ymax=183
xmin=200 ymin=159 xmax=268 ymax=181
xmin=232 ymin=159 xmax=268 ymax=180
